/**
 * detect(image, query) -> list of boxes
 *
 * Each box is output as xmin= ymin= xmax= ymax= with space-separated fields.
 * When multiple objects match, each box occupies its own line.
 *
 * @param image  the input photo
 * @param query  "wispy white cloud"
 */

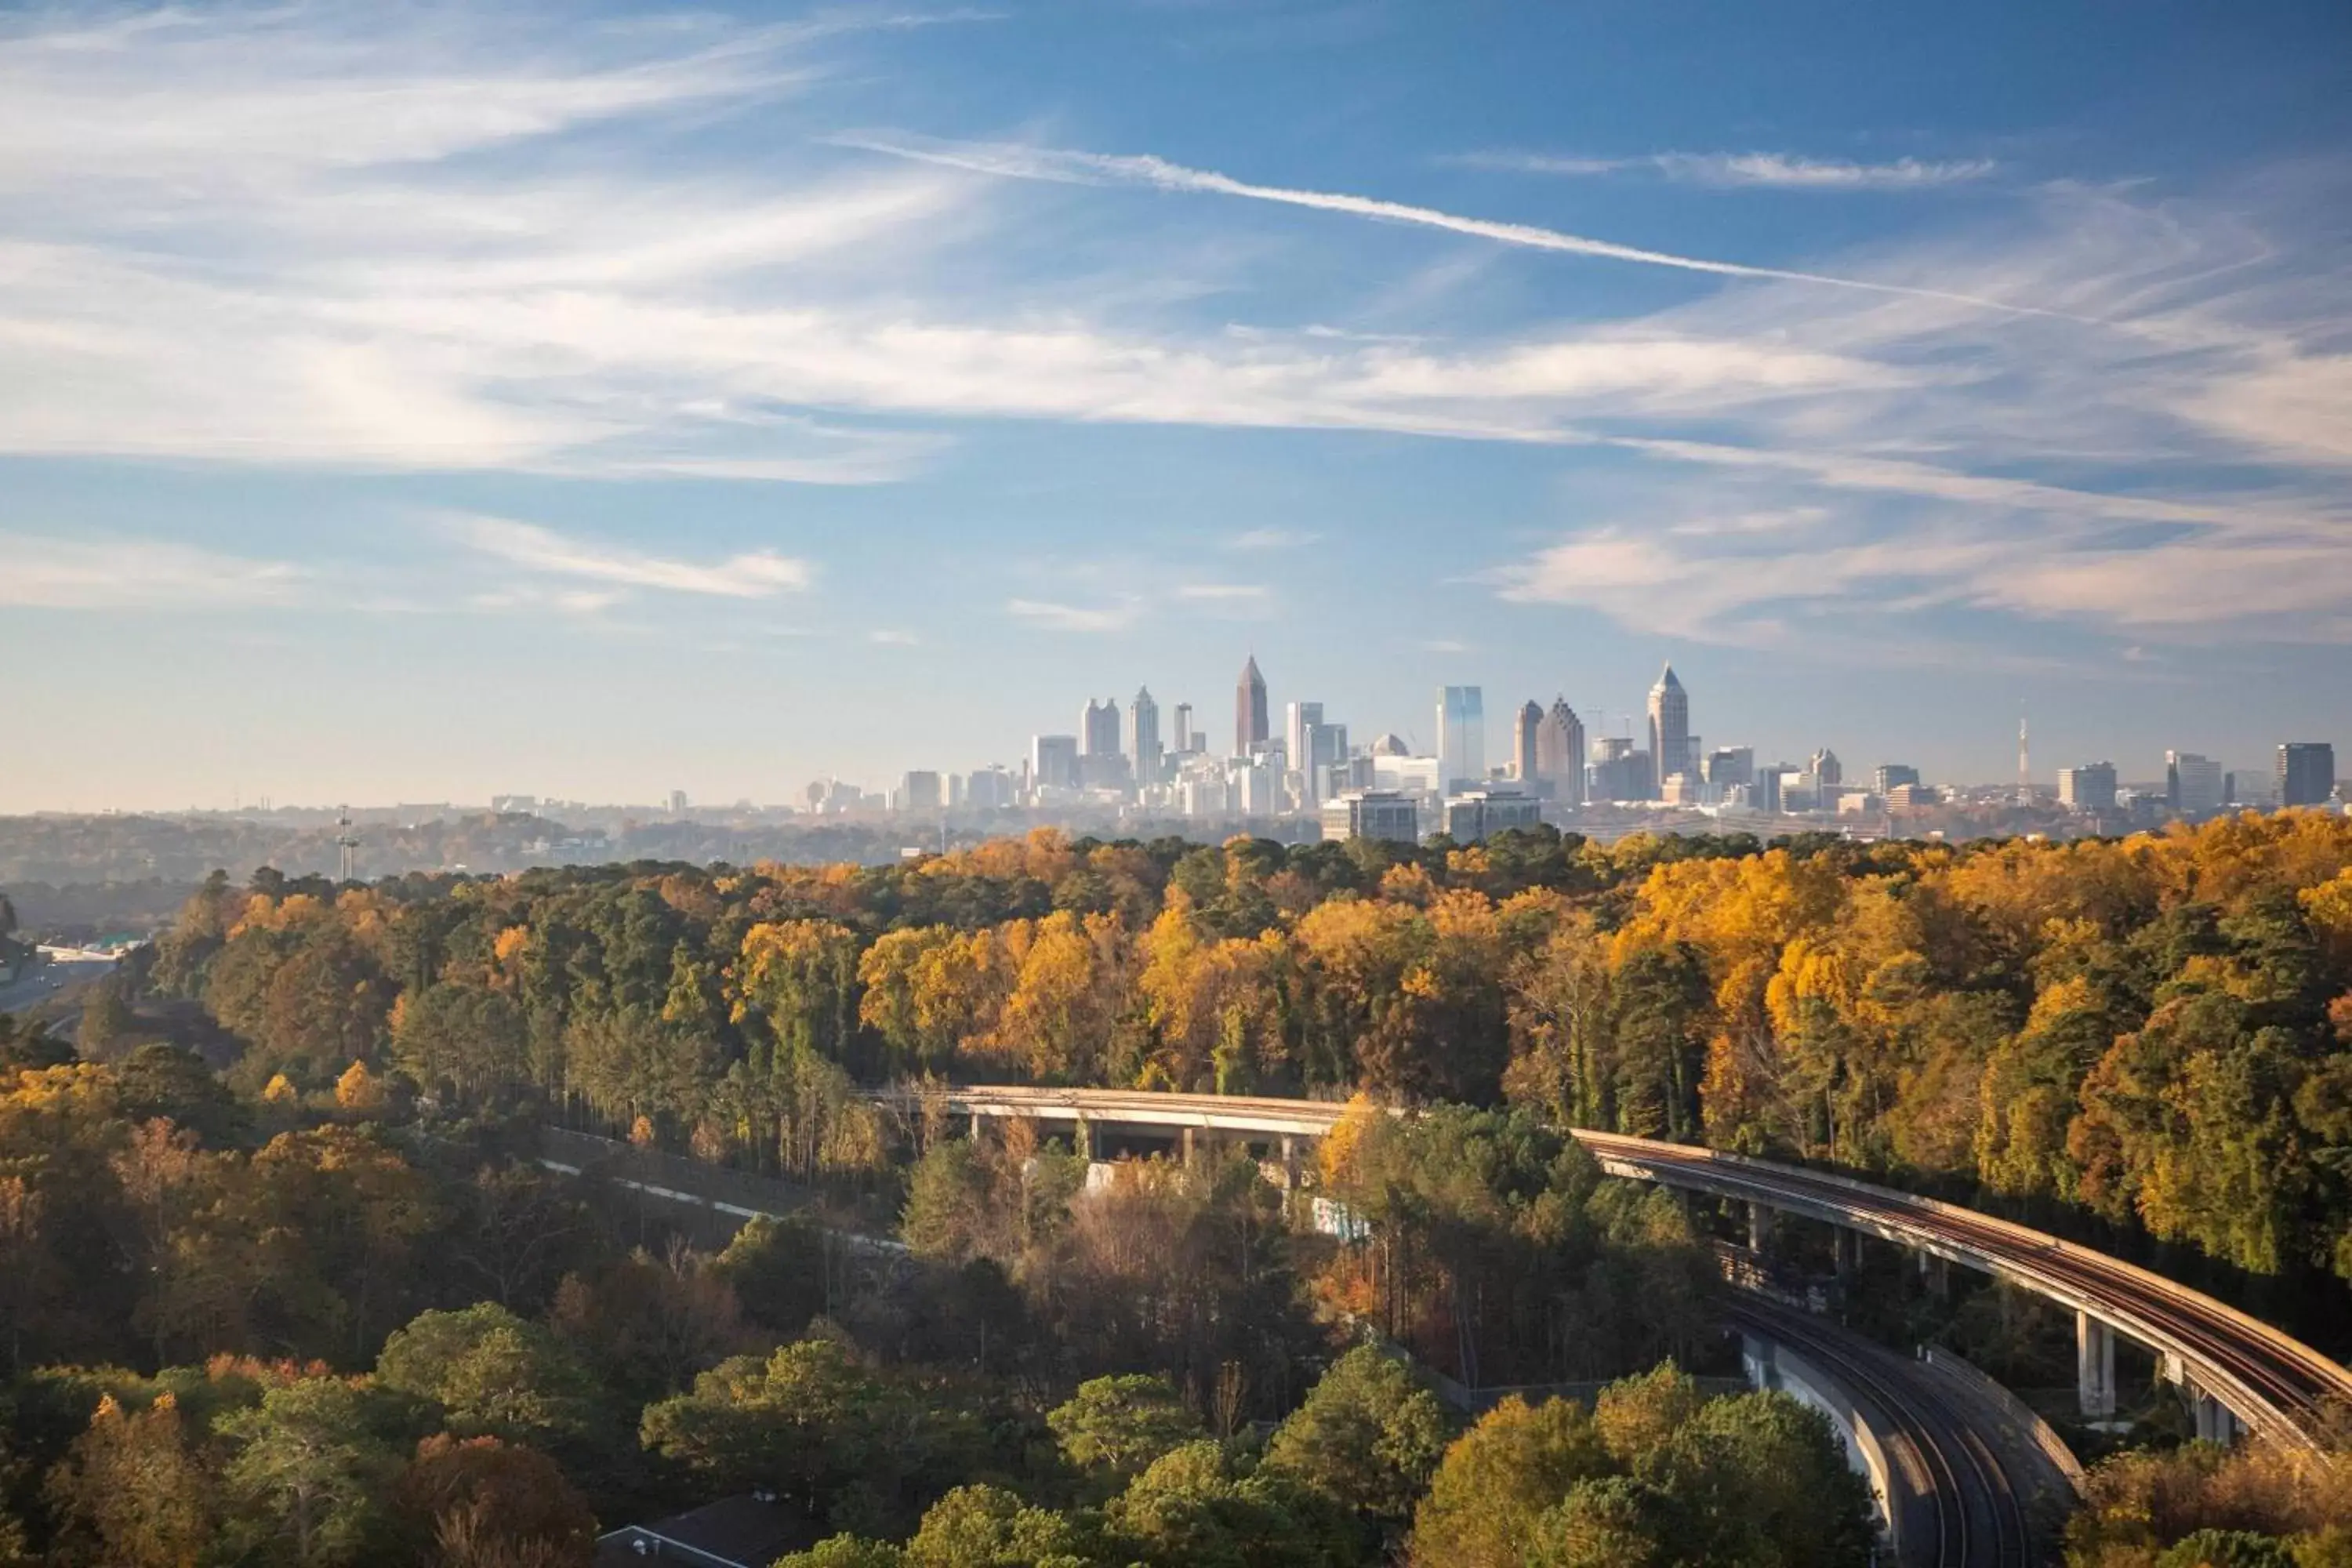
xmin=1224 ymin=528 xmax=1321 ymax=550
xmin=0 ymin=532 xmax=304 ymax=609
xmin=1456 ymin=150 xmax=1998 ymax=190
xmin=4 ymin=5 xmax=2349 ymax=662
xmin=869 ymin=628 xmax=922 ymax=645
xmin=1006 ymin=596 xmax=1142 ymax=632
xmin=468 ymin=585 xmax=628 ymax=616
xmin=837 ymin=133 xmax=2067 ymax=317
xmin=0 ymin=7 xmax=975 ymax=481
xmin=1174 ymin=582 xmax=1273 ymax=619
xmin=0 ymin=5 xmax=973 ymax=191
xmin=451 ymin=516 xmax=812 ymax=598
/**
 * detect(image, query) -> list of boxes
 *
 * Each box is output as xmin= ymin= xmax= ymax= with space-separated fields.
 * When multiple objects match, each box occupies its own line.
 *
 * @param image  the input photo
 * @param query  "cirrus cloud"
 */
xmin=1453 ymin=150 xmax=1998 ymax=190
xmin=450 ymin=515 xmax=812 ymax=598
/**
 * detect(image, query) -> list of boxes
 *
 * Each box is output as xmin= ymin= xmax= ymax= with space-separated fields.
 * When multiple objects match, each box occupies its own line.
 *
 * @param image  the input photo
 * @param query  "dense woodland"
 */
xmin=121 ymin=811 xmax=2352 ymax=1293
xmin=0 ymin=811 xmax=2349 ymax=1563
xmin=0 ymin=1013 xmax=1837 ymax=1565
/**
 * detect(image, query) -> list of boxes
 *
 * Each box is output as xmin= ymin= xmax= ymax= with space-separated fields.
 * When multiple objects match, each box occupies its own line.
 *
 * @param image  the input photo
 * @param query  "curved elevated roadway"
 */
xmin=906 ymin=1084 xmax=2352 ymax=1452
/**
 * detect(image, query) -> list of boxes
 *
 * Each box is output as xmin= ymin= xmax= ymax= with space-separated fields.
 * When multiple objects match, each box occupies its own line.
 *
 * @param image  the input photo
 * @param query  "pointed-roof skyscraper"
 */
xmin=1235 ymin=655 xmax=1269 ymax=759
xmin=1647 ymin=663 xmax=1690 ymax=798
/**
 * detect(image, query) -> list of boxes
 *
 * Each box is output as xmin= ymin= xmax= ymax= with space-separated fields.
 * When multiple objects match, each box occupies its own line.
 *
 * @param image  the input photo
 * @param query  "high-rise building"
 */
xmin=1131 ymin=688 xmax=1162 ymax=786
xmin=1588 ymin=736 xmax=1653 ymax=803
xmin=1082 ymin=699 xmax=1121 ymax=758
xmin=2279 ymin=743 xmax=2336 ymax=807
xmin=1031 ymin=735 xmax=1080 ymax=792
xmin=1704 ymin=747 xmax=1755 ymax=789
xmin=1438 ymin=686 xmax=1485 ymax=791
xmin=1236 ymin=656 xmax=1269 ymax=759
xmin=668 ymin=789 xmax=688 ymax=815
xmin=964 ymin=767 xmax=1015 ymax=809
xmin=1534 ymin=698 xmax=1585 ymax=807
xmin=896 ymin=771 xmax=942 ymax=812
xmin=1874 ymin=764 xmax=1921 ymax=796
xmin=1512 ymin=701 xmax=1543 ymax=785
xmin=1647 ymin=665 xmax=1690 ymax=797
xmin=2165 ymin=751 xmax=2223 ymax=816
xmin=1809 ymin=749 xmax=1843 ymax=790
xmin=1233 ymin=758 xmax=1280 ymax=816
xmin=2058 ymin=761 xmax=2119 ymax=813
xmin=1173 ymin=702 xmax=1197 ymax=754
xmin=1286 ymin=701 xmax=1323 ymax=778
xmin=1299 ymin=722 xmax=1348 ymax=809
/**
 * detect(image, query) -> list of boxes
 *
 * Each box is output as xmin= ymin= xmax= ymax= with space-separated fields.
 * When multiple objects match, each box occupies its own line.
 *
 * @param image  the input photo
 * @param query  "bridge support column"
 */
xmin=1279 ymin=1134 xmax=1301 ymax=1191
xmin=1073 ymin=1116 xmax=1094 ymax=1161
xmin=2077 ymin=1312 xmax=2118 ymax=1420
xmin=2190 ymin=1388 xmax=2238 ymax=1445
xmin=1181 ymin=1127 xmax=1196 ymax=1166
xmin=1833 ymin=1227 xmax=1857 ymax=1279
xmin=1915 ymin=1250 xmax=1949 ymax=1297
xmin=968 ymin=1110 xmax=982 ymax=1141
xmin=1747 ymin=1200 xmax=1774 ymax=1253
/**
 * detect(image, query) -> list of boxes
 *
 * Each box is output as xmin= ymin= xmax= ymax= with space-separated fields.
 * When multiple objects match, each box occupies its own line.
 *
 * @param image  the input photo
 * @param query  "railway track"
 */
xmin=1730 ymin=1298 xmax=2035 ymax=1568
xmin=902 ymin=1087 xmax=2352 ymax=1448
xmin=1596 ymin=1135 xmax=2347 ymax=1447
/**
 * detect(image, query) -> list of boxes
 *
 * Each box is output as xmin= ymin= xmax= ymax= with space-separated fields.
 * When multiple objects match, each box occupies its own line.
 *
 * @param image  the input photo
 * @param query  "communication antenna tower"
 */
xmin=336 ymin=806 xmax=360 ymax=883
xmin=2016 ymin=710 xmax=2032 ymax=806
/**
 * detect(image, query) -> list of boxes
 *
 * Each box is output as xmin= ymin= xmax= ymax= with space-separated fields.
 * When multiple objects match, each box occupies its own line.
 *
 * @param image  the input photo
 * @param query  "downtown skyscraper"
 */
xmin=1512 ymin=700 xmax=1543 ymax=787
xmin=1082 ymin=698 xmax=1122 ymax=758
xmin=1235 ymin=655 xmax=1269 ymax=759
xmin=1130 ymin=688 xmax=1162 ymax=786
xmin=1647 ymin=664 xmax=1690 ymax=794
xmin=1438 ymin=686 xmax=1485 ymax=790
xmin=1536 ymin=697 xmax=1585 ymax=806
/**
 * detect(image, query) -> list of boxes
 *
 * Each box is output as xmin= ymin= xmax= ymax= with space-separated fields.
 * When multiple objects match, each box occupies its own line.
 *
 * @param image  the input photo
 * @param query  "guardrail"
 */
xmin=1923 ymin=1346 xmax=2085 ymax=1495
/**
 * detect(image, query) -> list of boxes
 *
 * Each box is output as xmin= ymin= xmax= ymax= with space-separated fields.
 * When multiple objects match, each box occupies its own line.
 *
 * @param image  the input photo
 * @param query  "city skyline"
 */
xmin=13 ymin=638 xmax=2340 ymax=815
xmin=191 ymin=650 xmax=2334 ymax=822
xmin=3 ymin=4 xmax=2350 ymax=812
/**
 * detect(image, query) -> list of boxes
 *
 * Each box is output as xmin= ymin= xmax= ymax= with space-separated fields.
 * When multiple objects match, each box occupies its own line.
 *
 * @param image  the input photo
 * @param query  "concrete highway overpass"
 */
xmin=891 ymin=1084 xmax=2352 ymax=1454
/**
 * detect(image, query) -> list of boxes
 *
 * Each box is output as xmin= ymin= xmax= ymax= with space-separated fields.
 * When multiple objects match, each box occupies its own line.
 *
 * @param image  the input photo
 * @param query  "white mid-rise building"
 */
xmin=1322 ymin=790 xmax=1421 ymax=844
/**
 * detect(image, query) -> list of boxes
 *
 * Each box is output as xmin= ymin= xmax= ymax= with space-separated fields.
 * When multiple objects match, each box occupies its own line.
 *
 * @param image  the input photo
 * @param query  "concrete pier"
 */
xmin=2077 ymin=1312 xmax=2117 ymax=1420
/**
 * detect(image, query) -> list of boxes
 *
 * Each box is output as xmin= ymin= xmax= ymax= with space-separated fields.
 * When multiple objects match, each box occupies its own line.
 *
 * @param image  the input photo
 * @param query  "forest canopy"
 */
xmin=126 ymin=811 xmax=2352 ymax=1287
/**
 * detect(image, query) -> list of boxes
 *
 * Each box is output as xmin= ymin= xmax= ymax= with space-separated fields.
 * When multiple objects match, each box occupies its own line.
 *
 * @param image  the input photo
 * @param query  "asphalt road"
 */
xmin=0 ymin=955 xmax=117 ymax=1023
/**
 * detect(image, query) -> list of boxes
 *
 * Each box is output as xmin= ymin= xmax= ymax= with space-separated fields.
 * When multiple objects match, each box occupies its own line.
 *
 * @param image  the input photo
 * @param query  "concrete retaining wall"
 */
xmin=1743 ymin=1334 xmax=1900 ymax=1558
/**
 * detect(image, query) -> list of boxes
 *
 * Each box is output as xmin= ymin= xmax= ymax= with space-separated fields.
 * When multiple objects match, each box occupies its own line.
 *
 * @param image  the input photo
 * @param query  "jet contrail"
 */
xmin=837 ymin=134 xmax=2081 ymax=321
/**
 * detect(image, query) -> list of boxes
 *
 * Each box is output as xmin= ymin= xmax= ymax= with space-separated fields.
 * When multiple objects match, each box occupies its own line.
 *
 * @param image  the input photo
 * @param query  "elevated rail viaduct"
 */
xmin=895 ymin=1084 xmax=2352 ymax=1453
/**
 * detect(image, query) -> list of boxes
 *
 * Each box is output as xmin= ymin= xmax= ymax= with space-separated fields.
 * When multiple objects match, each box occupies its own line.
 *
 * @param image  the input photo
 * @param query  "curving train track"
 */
xmin=1728 ymin=1297 xmax=2036 ymax=1568
xmin=909 ymin=1086 xmax=2352 ymax=1450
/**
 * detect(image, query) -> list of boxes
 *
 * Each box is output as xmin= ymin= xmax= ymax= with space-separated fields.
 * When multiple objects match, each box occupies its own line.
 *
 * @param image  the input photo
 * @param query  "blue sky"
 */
xmin=2 ymin=1 xmax=2348 ymax=811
